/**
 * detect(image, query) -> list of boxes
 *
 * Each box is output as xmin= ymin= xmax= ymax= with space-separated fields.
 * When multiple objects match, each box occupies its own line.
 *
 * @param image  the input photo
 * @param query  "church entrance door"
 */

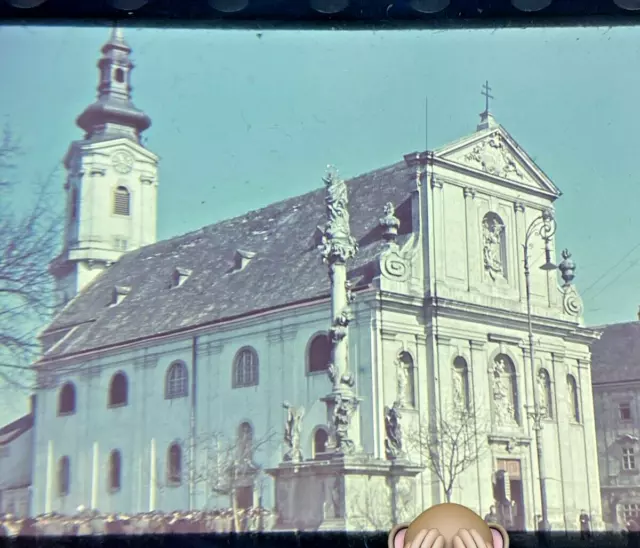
xmin=495 ymin=459 xmax=526 ymax=531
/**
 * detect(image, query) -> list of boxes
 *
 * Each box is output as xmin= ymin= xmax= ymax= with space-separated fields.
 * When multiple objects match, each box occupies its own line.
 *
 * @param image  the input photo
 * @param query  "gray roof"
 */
xmin=41 ymin=160 xmax=416 ymax=361
xmin=0 ymin=413 xmax=34 ymax=446
xmin=590 ymin=321 xmax=640 ymax=385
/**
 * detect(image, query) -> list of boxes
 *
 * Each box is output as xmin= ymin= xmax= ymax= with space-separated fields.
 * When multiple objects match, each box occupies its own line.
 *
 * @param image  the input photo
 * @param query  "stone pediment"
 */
xmin=435 ymin=127 xmax=561 ymax=198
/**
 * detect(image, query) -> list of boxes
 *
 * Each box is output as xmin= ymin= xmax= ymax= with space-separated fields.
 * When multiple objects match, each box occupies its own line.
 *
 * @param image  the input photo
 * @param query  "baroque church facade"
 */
xmin=31 ymin=28 xmax=603 ymax=531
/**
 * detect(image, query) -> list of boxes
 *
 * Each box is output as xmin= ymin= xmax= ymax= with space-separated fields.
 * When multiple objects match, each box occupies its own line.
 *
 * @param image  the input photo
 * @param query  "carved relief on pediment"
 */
xmin=453 ymin=134 xmax=527 ymax=182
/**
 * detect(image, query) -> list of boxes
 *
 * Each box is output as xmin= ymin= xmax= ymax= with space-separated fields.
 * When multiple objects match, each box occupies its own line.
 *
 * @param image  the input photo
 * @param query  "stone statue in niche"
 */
xmin=384 ymin=404 xmax=404 ymax=460
xmin=482 ymin=215 xmax=506 ymax=281
xmin=282 ymin=401 xmax=305 ymax=462
xmin=453 ymin=370 xmax=465 ymax=409
xmin=396 ymin=360 xmax=408 ymax=407
xmin=537 ymin=371 xmax=548 ymax=417
xmin=492 ymin=359 xmax=516 ymax=426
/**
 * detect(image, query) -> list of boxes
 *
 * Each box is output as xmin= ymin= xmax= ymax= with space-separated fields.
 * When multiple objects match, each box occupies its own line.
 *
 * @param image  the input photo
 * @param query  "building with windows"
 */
xmin=0 ymin=398 xmax=35 ymax=517
xmin=30 ymin=28 xmax=603 ymax=531
xmin=591 ymin=315 xmax=640 ymax=530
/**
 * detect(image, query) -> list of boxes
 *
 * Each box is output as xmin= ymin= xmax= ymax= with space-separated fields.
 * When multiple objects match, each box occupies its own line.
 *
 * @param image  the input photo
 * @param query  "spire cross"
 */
xmin=481 ymin=80 xmax=494 ymax=114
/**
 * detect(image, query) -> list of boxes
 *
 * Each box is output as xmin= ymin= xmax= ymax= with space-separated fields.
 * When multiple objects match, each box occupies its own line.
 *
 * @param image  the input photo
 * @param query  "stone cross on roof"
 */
xmin=481 ymin=80 xmax=494 ymax=114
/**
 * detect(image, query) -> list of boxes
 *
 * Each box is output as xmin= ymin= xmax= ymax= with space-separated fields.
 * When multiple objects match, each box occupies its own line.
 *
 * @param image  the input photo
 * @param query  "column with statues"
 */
xmin=318 ymin=165 xmax=361 ymax=457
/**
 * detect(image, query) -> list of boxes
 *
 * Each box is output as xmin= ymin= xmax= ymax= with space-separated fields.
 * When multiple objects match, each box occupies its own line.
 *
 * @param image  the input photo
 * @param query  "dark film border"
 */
xmin=0 ymin=0 xmax=639 ymax=25
xmin=0 ymin=532 xmax=637 ymax=548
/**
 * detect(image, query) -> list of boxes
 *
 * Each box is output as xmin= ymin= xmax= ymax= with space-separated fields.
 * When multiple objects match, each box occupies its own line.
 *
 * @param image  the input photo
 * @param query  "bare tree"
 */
xmin=177 ymin=427 xmax=277 ymax=532
xmin=408 ymin=404 xmax=491 ymax=504
xmin=351 ymin=475 xmax=417 ymax=531
xmin=0 ymin=124 xmax=63 ymax=391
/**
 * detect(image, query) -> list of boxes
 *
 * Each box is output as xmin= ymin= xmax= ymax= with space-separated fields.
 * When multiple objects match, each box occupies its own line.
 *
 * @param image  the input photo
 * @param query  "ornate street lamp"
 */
xmin=522 ymin=208 xmax=557 ymax=532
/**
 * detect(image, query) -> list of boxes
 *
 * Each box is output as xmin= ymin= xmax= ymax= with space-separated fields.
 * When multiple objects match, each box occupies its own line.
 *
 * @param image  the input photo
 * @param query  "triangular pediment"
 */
xmin=435 ymin=125 xmax=561 ymax=198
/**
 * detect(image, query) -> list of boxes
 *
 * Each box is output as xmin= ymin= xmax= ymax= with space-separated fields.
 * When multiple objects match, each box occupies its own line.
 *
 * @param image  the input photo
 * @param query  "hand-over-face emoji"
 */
xmin=388 ymin=503 xmax=509 ymax=548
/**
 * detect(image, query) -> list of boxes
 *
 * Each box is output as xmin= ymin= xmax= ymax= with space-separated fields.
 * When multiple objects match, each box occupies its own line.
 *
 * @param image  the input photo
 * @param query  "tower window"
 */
xmin=113 ymin=186 xmax=130 ymax=216
xmin=114 ymin=68 xmax=125 ymax=83
xmin=70 ymin=187 xmax=79 ymax=220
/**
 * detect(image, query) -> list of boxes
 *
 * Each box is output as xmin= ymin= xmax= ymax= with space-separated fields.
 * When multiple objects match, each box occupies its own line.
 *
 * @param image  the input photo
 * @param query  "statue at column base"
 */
xmin=322 ymin=391 xmax=361 ymax=458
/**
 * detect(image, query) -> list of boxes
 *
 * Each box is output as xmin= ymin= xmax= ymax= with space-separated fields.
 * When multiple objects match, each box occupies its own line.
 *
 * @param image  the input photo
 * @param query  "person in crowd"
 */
xmin=579 ymin=509 xmax=591 ymax=540
xmin=484 ymin=505 xmax=499 ymax=524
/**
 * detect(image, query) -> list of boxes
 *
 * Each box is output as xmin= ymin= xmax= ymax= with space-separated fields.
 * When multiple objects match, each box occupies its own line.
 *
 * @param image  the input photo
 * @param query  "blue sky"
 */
xmin=0 ymin=24 xmax=637 ymax=418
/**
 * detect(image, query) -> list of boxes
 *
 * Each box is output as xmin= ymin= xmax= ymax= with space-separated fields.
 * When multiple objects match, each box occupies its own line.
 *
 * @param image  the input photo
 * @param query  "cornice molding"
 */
xmin=488 ymin=334 xmax=523 ymax=346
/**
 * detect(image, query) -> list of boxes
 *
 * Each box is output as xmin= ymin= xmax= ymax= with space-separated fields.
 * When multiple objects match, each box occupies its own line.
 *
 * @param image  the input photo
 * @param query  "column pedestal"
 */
xmin=266 ymin=457 xmax=422 ymax=531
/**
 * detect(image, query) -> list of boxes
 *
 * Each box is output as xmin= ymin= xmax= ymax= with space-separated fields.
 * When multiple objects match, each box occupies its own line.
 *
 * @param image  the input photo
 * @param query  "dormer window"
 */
xmin=172 ymin=267 xmax=192 ymax=288
xmin=110 ymin=286 xmax=131 ymax=306
xmin=234 ymin=250 xmax=256 ymax=272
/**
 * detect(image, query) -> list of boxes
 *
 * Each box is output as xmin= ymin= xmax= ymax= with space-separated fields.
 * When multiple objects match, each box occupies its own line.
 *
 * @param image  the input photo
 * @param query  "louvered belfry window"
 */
xmin=113 ymin=186 xmax=130 ymax=216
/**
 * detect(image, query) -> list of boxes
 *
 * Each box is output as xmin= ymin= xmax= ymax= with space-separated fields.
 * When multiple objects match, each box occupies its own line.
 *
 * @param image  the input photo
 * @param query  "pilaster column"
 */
xmin=469 ymin=339 xmax=493 ymax=515
xmin=464 ymin=187 xmax=480 ymax=291
xmin=91 ymin=442 xmax=99 ymax=510
xmin=513 ymin=202 xmax=527 ymax=302
xmin=44 ymin=440 xmax=54 ymax=514
xmin=434 ymin=335 xmax=450 ymax=411
xmin=149 ymin=438 xmax=157 ymax=511
xmin=430 ymin=177 xmax=446 ymax=287
xmin=550 ymin=353 xmax=569 ymax=531
xmin=578 ymin=359 xmax=604 ymax=530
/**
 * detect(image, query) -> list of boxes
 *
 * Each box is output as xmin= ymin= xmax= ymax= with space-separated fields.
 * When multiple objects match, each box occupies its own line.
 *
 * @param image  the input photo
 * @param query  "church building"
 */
xmin=31 ymin=28 xmax=603 ymax=531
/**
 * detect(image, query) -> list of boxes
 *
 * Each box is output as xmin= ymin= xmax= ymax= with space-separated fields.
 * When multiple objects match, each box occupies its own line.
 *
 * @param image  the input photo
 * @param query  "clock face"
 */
xmin=112 ymin=151 xmax=134 ymax=174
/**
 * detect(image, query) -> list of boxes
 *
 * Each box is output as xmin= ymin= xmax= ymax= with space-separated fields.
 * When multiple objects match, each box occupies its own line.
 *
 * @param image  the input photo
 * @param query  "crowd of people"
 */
xmin=0 ymin=507 xmax=276 ymax=536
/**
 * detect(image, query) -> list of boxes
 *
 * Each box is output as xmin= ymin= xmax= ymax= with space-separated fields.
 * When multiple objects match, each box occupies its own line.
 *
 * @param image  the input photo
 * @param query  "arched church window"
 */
xmin=232 ymin=347 xmax=259 ymax=388
xmin=313 ymin=428 xmax=329 ymax=457
xmin=491 ymin=354 xmax=519 ymax=425
xmin=58 ymin=456 xmax=70 ymax=497
xmin=58 ymin=382 xmax=77 ymax=416
xmin=567 ymin=374 xmax=581 ymax=423
xmin=167 ymin=443 xmax=182 ymax=485
xmin=165 ymin=361 xmax=188 ymax=399
xmin=396 ymin=351 xmax=416 ymax=408
xmin=114 ymin=68 xmax=125 ymax=83
xmin=452 ymin=356 xmax=470 ymax=410
xmin=537 ymin=368 xmax=553 ymax=419
xmin=109 ymin=449 xmax=122 ymax=492
xmin=307 ymin=333 xmax=331 ymax=373
xmin=482 ymin=212 xmax=508 ymax=281
xmin=108 ymin=371 xmax=128 ymax=408
xmin=113 ymin=186 xmax=130 ymax=216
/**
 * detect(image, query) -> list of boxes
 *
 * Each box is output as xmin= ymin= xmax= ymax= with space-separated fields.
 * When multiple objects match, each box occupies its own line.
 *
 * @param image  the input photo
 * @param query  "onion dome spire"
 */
xmin=76 ymin=26 xmax=151 ymax=144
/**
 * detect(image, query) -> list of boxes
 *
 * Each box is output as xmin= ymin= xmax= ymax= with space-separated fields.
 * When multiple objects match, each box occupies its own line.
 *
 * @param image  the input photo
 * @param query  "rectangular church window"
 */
xmin=623 ymin=447 xmax=636 ymax=471
xmin=620 ymin=403 xmax=633 ymax=422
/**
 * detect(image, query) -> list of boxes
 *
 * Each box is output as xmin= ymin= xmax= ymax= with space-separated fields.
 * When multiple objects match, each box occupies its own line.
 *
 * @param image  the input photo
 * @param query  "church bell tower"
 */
xmin=50 ymin=27 xmax=159 ymax=307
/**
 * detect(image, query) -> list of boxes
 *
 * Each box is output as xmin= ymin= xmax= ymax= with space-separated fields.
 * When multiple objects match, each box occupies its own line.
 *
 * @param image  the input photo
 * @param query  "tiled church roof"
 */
xmin=0 ymin=413 xmax=34 ymax=446
xmin=590 ymin=321 xmax=640 ymax=385
xmin=40 ymin=160 xmax=417 ymax=361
